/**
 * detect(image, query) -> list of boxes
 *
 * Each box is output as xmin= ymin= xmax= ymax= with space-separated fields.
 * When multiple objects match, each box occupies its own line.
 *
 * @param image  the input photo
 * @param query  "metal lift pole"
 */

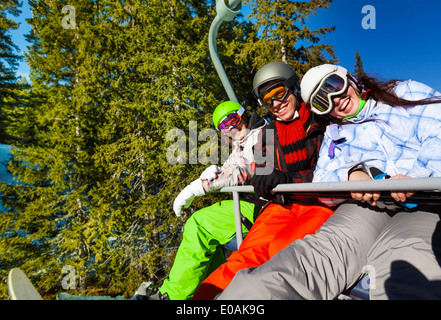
xmin=208 ymin=0 xmax=244 ymax=247
xmin=208 ymin=0 xmax=242 ymax=103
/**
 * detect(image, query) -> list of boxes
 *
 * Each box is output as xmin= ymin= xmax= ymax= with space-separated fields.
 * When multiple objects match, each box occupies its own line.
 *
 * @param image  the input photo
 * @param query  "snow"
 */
xmin=0 ymin=144 xmax=15 ymax=185
xmin=0 ymin=144 xmax=18 ymax=212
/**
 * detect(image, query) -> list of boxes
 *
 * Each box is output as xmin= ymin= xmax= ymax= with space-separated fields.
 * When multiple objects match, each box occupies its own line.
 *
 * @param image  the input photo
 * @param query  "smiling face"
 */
xmin=259 ymin=80 xmax=298 ymax=121
xmin=329 ymin=85 xmax=361 ymax=119
xmin=269 ymin=91 xmax=297 ymax=121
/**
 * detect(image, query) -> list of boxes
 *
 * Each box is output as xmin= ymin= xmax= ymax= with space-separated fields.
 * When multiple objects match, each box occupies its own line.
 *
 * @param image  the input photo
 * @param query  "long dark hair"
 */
xmin=359 ymin=75 xmax=441 ymax=107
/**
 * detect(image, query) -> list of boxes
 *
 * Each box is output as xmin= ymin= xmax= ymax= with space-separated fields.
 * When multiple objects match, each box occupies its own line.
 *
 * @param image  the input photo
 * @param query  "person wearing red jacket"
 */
xmin=192 ymin=61 xmax=334 ymax=299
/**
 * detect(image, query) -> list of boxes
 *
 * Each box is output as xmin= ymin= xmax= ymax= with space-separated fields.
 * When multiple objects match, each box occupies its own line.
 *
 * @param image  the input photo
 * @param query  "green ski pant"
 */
xmin=160 ymin=200 xmax=259 ymax=300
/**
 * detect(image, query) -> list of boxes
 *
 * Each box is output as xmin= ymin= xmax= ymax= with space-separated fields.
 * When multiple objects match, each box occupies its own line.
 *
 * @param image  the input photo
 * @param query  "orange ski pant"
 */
xmin=192 ymin=202 xmax=334 ymax=300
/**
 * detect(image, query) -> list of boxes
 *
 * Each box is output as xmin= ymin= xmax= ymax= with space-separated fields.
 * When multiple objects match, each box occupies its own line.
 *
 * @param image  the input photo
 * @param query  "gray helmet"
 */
xmin=252 ymin=61 xmax=300 ymax=99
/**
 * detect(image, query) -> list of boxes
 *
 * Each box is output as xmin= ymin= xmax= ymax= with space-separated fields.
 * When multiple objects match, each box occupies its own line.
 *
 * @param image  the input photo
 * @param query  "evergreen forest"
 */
xmin=0 ymin=0 xmax=338 ymax=299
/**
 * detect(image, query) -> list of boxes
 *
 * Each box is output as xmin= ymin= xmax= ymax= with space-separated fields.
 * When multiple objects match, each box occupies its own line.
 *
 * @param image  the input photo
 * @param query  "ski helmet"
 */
xmin=300 ymin=64 xmax=350 ymax=115
xmin=252 ymin=61 xmax=300 ymax=104
xmin=212 ymin=101 xmax=245 ymax=129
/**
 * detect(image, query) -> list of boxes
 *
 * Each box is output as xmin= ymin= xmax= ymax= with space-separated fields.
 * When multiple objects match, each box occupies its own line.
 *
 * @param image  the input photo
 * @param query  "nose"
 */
xmin=270 ymin=99 xmax=283 ymax=110
xmin=332 ymin=95 xmax=345 ymax=109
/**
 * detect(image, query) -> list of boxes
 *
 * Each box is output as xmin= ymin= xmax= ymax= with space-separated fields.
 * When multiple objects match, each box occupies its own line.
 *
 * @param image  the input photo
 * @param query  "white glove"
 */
xmin=173 ymin=179 xmax=205 ymax=217
xmin=199 ymin=165 xmax=220 ymax=181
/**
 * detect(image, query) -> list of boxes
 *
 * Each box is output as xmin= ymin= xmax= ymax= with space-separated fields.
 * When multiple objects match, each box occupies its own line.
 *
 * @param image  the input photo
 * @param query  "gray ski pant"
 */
xmin=217 ymin=201 xmax=441 ymax=299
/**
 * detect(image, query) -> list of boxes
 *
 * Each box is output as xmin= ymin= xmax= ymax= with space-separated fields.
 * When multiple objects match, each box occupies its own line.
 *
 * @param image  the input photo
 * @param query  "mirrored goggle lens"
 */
xmin=218 ymin=113 xmax=242 ymax=131
xmin=260 ymin=83 xmax=289 ymax=107
xmin=311 ymin=74 xmax=346 ymax=114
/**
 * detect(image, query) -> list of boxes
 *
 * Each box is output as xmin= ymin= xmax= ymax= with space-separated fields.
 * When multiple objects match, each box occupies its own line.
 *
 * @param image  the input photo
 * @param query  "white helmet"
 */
xmin=300 ymin=64 xmax=349 ymax=115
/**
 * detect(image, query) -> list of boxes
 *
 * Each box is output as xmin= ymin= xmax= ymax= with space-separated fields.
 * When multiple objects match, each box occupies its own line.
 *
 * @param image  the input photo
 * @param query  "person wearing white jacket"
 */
xmin=217 ymin=64 xmax=441 ymax=300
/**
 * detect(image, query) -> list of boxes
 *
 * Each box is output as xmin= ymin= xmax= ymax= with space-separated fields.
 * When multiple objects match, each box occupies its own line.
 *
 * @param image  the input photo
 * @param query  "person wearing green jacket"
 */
xmin=156 ymin=101 xmax=268 ymax=300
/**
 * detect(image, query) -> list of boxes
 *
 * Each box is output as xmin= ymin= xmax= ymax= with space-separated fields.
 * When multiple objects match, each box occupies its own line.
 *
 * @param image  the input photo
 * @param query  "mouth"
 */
xmin=274 ymin=103 xmax=289 ymax=116
xmin=338 ymin=97 xmax=351 ymax=113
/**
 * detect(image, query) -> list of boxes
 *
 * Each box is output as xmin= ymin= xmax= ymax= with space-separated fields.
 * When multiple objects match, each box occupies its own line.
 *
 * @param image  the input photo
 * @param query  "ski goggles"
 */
xmin=217 ymin=112 xmax=242 ymax=132
xmin=258 ymin=81 xmax=291 ymax=108
xmin=310 ymin=73 xmax=348 ymax=115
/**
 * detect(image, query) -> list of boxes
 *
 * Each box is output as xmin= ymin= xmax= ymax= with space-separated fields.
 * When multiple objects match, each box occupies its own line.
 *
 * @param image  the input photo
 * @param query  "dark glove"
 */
xmin=251 ymin=169 xmax=289 ymax=197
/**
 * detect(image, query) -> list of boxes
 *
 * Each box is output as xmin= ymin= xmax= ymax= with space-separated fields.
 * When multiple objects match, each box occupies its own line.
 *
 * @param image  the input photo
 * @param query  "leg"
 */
xmin=268 ymin=204 xmax=334 ymax=258
xmin=367 ymin=208 xmax=441 ymax=299
xmin=193 ymin=202 xmax=333 ymax=299
xmin=217 ymin=202 xmax=391 ymax=300
xmin=160 ymin=200 xmax=258 ymax=300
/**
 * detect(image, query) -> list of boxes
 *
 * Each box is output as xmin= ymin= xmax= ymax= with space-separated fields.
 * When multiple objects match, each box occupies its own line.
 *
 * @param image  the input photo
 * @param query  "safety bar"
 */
xmin=219 ymin=177 xmax=441 ymax=249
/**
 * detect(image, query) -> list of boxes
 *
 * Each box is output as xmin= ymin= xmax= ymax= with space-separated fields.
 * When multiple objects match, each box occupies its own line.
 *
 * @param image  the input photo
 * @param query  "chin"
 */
xmin=279 ymin=113 xmax=294 ymax=121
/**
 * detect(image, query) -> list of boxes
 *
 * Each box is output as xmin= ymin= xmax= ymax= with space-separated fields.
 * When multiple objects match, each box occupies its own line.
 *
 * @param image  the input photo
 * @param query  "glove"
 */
xmin=251 ymin=169 xmax=289 ymax=197
xmin=199 ymin=165 xmax=220 ymax=181
xmin=173 ymin=179 xmax=205 ymax=217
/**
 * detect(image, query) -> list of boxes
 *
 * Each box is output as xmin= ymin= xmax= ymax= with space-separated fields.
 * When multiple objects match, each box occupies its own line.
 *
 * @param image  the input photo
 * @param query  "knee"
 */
xmin=182 ymin=212 xmax=199 ymax=236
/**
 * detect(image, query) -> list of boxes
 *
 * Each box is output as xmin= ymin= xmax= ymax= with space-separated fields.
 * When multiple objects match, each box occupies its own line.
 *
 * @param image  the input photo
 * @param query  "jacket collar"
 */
xmin=344 ymin=98 xmax=377 ymax=124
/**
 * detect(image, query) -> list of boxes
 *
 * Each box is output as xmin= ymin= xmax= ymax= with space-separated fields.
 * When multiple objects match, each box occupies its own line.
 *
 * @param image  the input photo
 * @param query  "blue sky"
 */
xmin=9 ymin=0 xmax=441 ymax=91
xmin=305 ymin=0 xmax=441 ymax=90
xmin=9 ymin=0 xmax=31 ymax=80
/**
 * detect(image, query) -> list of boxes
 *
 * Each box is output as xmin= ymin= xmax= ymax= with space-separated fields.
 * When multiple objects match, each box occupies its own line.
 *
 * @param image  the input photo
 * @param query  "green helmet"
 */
xmin=212 ymin=101 xmax=245 ymax=128
xmin=252 ymin=61 xmax=300 ymax=101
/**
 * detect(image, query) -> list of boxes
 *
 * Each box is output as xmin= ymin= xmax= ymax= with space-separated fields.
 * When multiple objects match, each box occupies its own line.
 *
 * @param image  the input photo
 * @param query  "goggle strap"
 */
xmin=347 ymin=73 xmax=367 ymax=95
xmin=283 ymin=74 xmax=299 ymax=91
xmin=360 ymin=89 xmax=371 ymax=100
xmin=236 ymin=106 xmax=245 ymax=116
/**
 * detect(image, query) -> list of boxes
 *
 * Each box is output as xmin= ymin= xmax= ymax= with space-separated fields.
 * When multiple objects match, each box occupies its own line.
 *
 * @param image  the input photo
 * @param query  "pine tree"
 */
xmin=86 ymin=0 xmax=255 ymax=295
xmin=0 ymin=0 xmax=106 ymax=298
xmin=354 ymin=50 xmax=365 ymax=79
xmin=0 ymin=0 xmax=255 ymax=298
xmin=0 ymin=0 xmax=24 ymax=144
xmin=0 ymin=0 xmax=339 ymax=299
xmin=240 ymin=0 xmax=337 ymax=75
xmin=2 ymin=77 xmax=35 ymax=146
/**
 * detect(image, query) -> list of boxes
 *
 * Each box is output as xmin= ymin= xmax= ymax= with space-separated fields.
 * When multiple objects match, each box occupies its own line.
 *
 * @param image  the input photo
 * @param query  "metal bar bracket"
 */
xmin=216 ymin=0 xmax=241 ymax=22
xmin=232 ymin=191 xmax=243 ymax=249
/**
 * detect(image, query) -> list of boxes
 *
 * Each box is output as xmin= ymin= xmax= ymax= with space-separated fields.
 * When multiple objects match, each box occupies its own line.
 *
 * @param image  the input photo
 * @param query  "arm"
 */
xmin=204 ymin=129 xmax=262 ymax=192
xmin=349 ymin=170 xmax=415 ymax=206
xmin=312 ymin=128 xmax=352 ymax=183
xmin=396 ymin=80 xmax=441 ymax=178
xmin=203 ymin=156 xmax=254 ymax=191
